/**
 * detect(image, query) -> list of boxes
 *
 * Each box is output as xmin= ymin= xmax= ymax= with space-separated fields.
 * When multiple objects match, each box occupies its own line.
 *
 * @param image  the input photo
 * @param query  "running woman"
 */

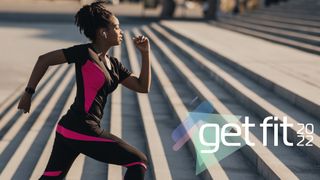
xmin=17 ymin=1 xmax=151 ymax=180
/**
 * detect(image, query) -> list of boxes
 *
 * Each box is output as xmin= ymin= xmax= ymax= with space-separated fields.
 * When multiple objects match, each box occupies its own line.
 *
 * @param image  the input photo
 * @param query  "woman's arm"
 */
xmin=121 ymin=36 xmax=151 ymax=93
xmin=26 ymin=50 xmax=67 ymax=90
xmin=17 ymin=49 xmax=67 ymax=113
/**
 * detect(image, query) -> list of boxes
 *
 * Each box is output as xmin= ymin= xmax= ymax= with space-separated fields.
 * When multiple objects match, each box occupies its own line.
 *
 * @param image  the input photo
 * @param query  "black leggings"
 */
xmin=39 ymin=119 xmax=148 ymax=180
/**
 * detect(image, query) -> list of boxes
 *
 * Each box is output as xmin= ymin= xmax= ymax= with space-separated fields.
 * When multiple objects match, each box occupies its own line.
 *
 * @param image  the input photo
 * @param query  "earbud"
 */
xmin=103 ymin=32 xmax=107 ymax=39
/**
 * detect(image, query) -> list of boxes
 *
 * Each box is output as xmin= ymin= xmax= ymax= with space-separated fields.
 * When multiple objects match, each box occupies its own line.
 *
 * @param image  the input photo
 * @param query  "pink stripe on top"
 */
xmin=81 ymin=60 xmax=106 ymax=113
xmin=123 ymin=162 xmax=147 ymax=170
xmin=43 ymin=171 xmax=62 ymax=176
xmin=56 ymin=125 xmax=115 ymax=142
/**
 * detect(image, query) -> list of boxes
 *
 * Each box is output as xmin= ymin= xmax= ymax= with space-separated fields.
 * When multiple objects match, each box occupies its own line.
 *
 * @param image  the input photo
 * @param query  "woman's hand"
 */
xmin=133 ymin=35 xmax=150 ymax=54
xmin=17 ymin=92 xmax=32 ymax=113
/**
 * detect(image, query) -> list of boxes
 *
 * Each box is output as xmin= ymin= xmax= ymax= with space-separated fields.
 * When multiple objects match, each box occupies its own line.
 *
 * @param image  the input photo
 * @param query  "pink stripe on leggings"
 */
xmin=43 ymin=171 xmax=62 ymax=176
xmin=56 ymin=125 xmax=115 ymax=142
xmin=123 ymin=162 xmax=147 ymax=170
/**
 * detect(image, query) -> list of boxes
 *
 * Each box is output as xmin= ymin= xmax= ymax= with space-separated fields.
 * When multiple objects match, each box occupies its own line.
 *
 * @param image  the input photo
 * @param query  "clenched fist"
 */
xmin=133 ymin=35 xmax=150 ymax=53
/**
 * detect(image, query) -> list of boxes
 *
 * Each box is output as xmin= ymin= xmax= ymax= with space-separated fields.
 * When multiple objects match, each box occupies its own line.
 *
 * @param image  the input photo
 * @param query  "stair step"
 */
xmin=219 ymin=16 xmax=320 ymax=46
xmin=253 ymin=9 xmax=320 ymax=22
xmin=240 ymin=13 xmax=320 ymax=28
xmin=223 ymin=14 xmax=320 ymax=36
xmin=125 ymin=30 xmax=172 ymax=180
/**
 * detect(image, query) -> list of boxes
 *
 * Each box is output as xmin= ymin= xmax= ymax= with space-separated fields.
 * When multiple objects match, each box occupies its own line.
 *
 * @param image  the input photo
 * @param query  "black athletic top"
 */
xmin=60 ymin=43 xmax=132 ymax=126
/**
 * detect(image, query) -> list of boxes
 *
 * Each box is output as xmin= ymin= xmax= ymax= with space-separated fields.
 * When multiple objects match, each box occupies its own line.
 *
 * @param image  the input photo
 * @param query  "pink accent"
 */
xmin=56 ymin=125 xmax=115 ymax=142
xmin=43 ymin=171 xmax=62 ymax=176
xmin=81 ymin=60 xmax=106 ymax=113
xmin=123 ymin=162 xmax=147 ymax=170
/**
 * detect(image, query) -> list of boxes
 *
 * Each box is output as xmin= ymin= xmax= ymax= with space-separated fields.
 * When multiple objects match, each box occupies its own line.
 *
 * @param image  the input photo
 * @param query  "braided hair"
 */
xmin=75 ymin=1 xmax=114 ymax=41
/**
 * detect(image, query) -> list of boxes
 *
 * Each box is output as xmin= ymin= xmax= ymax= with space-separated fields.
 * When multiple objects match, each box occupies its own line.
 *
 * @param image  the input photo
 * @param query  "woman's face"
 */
xmin=103 ymin=16 xmax=123 ymax=46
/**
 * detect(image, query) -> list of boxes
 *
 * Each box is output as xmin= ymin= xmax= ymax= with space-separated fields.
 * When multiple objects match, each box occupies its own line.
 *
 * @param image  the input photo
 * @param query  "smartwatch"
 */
xmin=25 ymin=87 xmax=35 ymax=95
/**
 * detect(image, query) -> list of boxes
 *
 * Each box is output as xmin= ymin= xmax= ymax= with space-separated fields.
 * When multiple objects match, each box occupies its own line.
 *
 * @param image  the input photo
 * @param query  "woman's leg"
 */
xmin=39 ymin=132 xmax=80 ymax=180
xmin=58 ymin=123 xmax=148 ymax=180
xmin=96 ymin=131 xmax=148 ymax=180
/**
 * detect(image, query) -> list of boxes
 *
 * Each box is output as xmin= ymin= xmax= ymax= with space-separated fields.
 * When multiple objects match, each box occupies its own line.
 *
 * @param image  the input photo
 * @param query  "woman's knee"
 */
xmin=131 ymin=151 xmax=148 ymax=170
xmin=139 ymin=152 xmax=148 ymax=166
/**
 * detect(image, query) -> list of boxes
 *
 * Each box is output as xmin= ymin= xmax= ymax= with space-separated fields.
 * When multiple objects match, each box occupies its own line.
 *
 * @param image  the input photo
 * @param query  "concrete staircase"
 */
xmin=215 ymin=0 xmax=320 ymax=55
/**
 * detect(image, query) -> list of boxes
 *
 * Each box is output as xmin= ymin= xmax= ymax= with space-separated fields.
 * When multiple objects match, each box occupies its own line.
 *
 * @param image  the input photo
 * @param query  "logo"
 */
xmin=171 ymin=101 xmax=314 ymax=175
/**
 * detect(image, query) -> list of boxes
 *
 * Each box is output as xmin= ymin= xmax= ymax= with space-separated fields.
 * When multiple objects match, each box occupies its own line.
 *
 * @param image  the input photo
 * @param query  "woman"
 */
xmin=17 ymin=1 xmax=151 ymax=180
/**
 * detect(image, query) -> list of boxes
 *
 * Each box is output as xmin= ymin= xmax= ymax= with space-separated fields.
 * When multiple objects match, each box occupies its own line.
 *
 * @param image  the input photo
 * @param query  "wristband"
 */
xmin=25 ymin=87 xmax=35 ymax=95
